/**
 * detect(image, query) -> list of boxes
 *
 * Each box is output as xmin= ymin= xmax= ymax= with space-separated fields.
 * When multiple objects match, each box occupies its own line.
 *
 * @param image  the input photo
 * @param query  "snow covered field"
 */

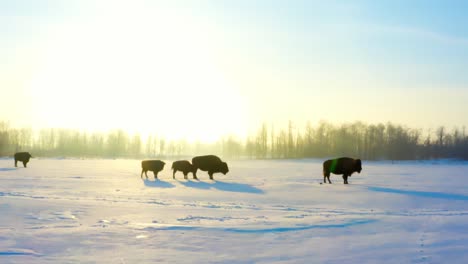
xmin=1 ymin=158 xmax=468 ymax=263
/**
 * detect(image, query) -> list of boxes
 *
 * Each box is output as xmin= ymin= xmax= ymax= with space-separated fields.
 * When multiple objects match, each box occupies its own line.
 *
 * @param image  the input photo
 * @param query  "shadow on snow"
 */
xmin=0 ymin=249 xmax=41 ymax=256
xmin=142 ymin=179 xmax=176 ymax=188
xmin=368 ymin=186 xmax=468 ymax=201
xmin=0 ymin=168 xmax=17 ymax=172
xmin=145 ymin=219 xmax=376 ymax=233
xmin=179 ymin=180 xmax=264 ymax=194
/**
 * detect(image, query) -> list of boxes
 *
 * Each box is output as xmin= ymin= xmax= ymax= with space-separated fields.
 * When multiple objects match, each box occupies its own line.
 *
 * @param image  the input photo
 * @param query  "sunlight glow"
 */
xmin=28 ymin=4 xmax=247 ymax=142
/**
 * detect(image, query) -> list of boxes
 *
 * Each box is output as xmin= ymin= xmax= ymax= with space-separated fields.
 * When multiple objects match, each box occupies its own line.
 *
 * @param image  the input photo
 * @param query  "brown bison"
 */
xmin=14 ymin=152 xmax=32 ymax=168
xmin=171 ymin=160 xmax=195 ymax=179
xmin=141 ymin=160 xmax=165 ymax=179
xmin=192 ymin=155 xmax=229 ymax=180
xmin=323 ymin=157 xmax=362 ymax=184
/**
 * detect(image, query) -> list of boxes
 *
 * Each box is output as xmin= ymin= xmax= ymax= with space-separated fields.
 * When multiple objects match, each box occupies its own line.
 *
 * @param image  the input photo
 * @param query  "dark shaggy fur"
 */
xmin=141 ymin=160 xmax=165 ymax=179
xmin=14 ymin=152 xmax=32 ymax=168
xmin=171 ymin=160 xmax=195 ymax=179
xmin=323 ymin=157 xmax=362 ymax=184
xmin=191 ymin=155 xmax=229 ymax=180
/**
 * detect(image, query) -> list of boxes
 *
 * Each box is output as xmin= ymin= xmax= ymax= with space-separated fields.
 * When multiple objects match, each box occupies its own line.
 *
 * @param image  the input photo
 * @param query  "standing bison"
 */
xmin=192 ymin=155 xmax=229 ymax=180
xmin=323 ymin=157 xmax=362 ymax=184
xmin=141 ymin=160 xmax=165 ymax=179
xmin=14 ymin=152 xmax=32 ymax=168
xmin=171 ymin=160 xmax=195 ymax=179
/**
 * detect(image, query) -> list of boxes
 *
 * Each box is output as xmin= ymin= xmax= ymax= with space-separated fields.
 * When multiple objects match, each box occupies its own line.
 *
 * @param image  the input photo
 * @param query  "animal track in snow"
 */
xmin=177 ymin=215 xmax=249 ymax=223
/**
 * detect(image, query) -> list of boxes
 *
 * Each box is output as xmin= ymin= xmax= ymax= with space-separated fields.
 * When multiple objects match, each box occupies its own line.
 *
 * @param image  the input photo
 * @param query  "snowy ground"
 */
xmin=1 ymin=158 xmax=468 ymax=263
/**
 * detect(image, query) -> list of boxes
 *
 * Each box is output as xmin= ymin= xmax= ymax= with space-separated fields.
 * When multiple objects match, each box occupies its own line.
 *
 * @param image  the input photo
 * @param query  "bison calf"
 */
xmin=323 ymin=157 xmax=362 ymax=184
xmin=141 ymin=160 xmax=165 ymax=179
xmin=172 ymin=160 xmax=195 ymax=179
xmin=192 ymin=155 xmax=229 ymax=180
xmin=14 ymin=152 xmax=32 ymax=168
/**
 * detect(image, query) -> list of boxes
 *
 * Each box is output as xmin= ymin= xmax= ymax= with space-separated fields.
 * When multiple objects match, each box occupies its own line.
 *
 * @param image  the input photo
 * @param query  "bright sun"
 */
xmin=28 ymin=4 xmax=247 ymax=143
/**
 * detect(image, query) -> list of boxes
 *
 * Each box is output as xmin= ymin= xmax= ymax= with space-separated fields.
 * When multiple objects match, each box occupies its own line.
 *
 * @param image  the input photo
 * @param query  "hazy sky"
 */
xmin=2 ymin=0 xmax=468 ymax=141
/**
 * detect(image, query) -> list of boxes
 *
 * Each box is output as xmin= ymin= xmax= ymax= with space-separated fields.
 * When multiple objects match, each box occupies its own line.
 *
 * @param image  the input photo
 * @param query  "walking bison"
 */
xmin=14 ymin=152 xmax=32 ymax=168
xmin=171 ymin=160 xmax=195 ymax=179
xmin=192 ymin=155 xmax=229 ymax=180
xmin=323 ymin=157 xmax=362 ymax=184
xmin=141 ymin=160 xmax=165 ymax=179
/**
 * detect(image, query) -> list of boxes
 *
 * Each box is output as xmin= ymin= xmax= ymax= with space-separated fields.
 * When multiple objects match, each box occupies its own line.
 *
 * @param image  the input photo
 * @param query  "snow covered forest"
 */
xmin=1 ymin=121 xmax=467 ymax=160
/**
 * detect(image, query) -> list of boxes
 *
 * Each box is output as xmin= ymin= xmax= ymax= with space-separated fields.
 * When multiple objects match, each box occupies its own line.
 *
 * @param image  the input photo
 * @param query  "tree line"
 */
xmin=1 ymin=120 xmax=467 ymax=160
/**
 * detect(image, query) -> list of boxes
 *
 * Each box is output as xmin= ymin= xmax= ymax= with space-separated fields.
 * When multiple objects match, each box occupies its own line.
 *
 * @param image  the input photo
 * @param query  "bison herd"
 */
xmin=142 ymin=155 xmax=361 ymax=184
xmin=12 ymin=152 xmax=363 ymax=184
xmin=142 ymin=155 xmax=229 ymax=180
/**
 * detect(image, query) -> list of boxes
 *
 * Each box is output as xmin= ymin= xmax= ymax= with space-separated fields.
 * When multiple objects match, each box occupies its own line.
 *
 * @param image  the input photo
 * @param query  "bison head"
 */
xmin=355 ymin=159 xmax=362 ymax=173
xmin=24 ymin=153 xmax=32 ymax=161
xmin=219 ymin=162 xmax=229 ymax=175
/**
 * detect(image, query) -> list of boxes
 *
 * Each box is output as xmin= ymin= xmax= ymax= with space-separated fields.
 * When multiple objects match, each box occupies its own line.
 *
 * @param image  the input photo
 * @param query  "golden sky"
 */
xmin=2 ymin=1 xmax=468 ymax=142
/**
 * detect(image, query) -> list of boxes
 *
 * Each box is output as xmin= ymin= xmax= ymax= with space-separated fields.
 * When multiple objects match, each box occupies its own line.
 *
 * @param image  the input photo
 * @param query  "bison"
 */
xmin=14 ymin=152 xmax=32 ymax=168
xmin=323 ymin=157 xmax=362 ymax=184
xmin=141 ymin=160 xmax=165 ymax=179
xmin=192 ymin=155 xmax=229 ymax=180
xmin=171 ymin=160 xmax=195 ymax=179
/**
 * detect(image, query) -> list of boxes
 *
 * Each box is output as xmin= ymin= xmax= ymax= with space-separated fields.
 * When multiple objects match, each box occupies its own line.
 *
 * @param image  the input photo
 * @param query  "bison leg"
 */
xmin=173 ymin=169 xmax=176 ymax=179
xmin=193 ymin=168 xmax=198 ymax=180
xmin=141 ymin=169 xmax=145 ymax=178
xmin=208 ymin=171 xmax=214 ymax=180
xmin=14 ymin=159 xmax=18 ymax=167
xmin=323 ymin=171 xmax=332 ymax=184
xmin=153 ymin=171 xmax=158 ymax=179
xmin=343 ymin=174 xmax=349 ymax=184
xmin=23 ymin=161 xmax=27 ymax=168
xmin=183 ymin=172 xmax=188 ymax=180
